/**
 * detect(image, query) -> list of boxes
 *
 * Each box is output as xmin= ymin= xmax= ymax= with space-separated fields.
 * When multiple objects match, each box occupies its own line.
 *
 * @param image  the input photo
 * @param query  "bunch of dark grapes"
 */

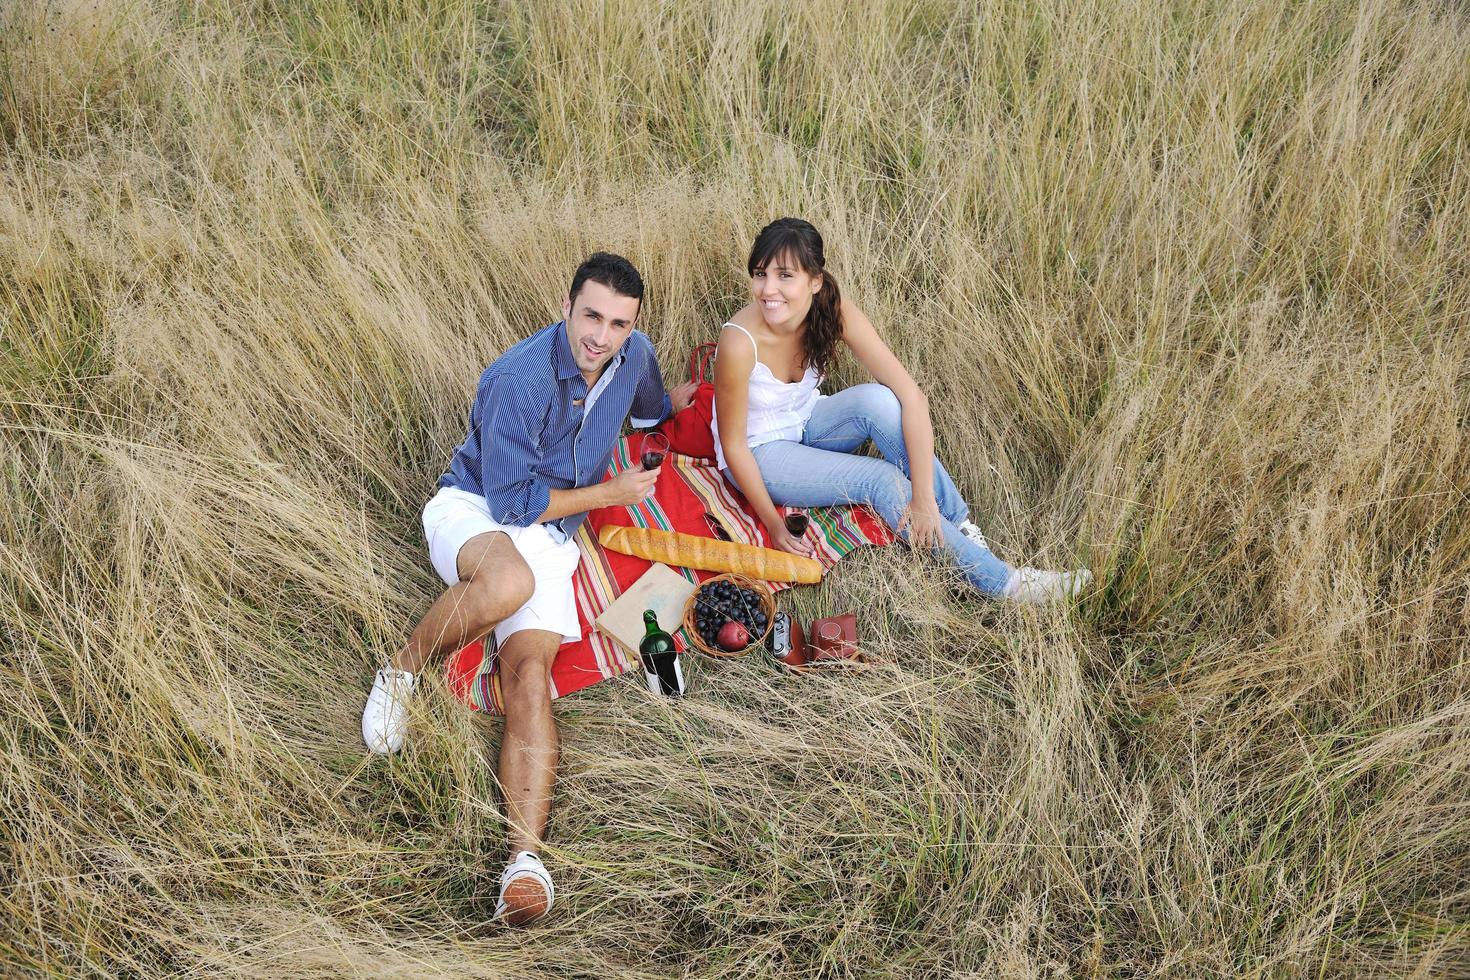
xmin=692 ymin=580 xmax=769 ymax=649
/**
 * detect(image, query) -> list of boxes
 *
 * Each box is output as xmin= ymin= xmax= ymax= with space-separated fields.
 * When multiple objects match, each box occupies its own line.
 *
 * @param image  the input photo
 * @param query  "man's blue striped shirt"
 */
xmin=438 ymin=320 xmax=671 ymax=540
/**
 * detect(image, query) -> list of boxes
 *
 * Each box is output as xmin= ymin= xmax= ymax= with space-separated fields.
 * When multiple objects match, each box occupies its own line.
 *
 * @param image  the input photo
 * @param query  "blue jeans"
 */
xmin=722 ymin=383 xmax=1012 ymax=595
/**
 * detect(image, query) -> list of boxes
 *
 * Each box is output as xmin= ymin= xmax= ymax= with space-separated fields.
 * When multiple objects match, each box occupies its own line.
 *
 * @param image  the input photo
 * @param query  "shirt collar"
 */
xmin=552 ymin=320 xmax=632 ymax=384
xmin=553 ymin=321 xmax=581 ymax=381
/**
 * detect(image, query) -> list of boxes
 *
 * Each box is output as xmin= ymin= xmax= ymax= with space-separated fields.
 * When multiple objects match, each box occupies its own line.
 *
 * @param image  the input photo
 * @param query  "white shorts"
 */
xmin=421 ymin=486 xmax=583 ymax=646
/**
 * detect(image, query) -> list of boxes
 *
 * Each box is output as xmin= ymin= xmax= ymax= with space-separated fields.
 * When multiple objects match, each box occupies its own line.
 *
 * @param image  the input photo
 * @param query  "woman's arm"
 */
xmin=838 ymin=298 xmax=944 ymax=547
xmin=714 ymin=323 xmax=814 ymax=557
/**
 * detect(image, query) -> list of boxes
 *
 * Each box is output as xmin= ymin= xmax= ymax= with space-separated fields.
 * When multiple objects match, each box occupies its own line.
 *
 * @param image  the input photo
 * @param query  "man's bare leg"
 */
xmin=493 ymin=628 xmax=562 ymax=925
xmin=495 ymin=628 xmax=562 ymax=857
xmin=363 ymin=531 xmax=537 ymax=754
xmin=392 ymin=531 xmax=535 ymax=674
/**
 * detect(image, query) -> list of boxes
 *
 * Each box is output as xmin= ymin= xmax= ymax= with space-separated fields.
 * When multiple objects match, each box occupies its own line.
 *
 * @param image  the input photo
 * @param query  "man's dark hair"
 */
xmin=569 ymin=252 xmax=644 ymax=308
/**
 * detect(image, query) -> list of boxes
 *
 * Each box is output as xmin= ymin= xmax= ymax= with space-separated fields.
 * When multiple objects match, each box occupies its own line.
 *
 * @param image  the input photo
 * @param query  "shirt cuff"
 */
xmin=630 ymin=392 xmax=673 ymax=429
xmin=492 ymin=480 xmax=551 ymax=527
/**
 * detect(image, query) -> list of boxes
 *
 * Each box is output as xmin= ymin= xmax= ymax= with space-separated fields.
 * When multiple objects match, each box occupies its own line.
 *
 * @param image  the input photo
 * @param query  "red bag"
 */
xmin=656 ymin=341 xmax=717 ymax=459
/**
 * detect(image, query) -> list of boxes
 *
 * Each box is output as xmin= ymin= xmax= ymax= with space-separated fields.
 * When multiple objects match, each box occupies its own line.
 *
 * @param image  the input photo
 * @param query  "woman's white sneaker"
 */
xmin=1003 ymin=567 xmax=1093 ymax=604
xmin=362 ymin=667 xmax=417 ymax=754
xmin=957 ymin=519 xmax=989 ymax=550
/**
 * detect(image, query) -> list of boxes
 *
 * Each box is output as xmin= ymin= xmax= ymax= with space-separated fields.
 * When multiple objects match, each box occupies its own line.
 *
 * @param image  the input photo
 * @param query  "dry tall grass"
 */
xmin=2 ymin=0 xmax=1468 ymax=975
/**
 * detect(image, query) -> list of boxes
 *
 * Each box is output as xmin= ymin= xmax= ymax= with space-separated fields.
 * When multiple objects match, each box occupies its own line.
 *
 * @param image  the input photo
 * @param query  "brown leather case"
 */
xmin=808 ymin=612 xmax=859 ymax=661
xmin=776 ymin=616 xmax=807 ymax=668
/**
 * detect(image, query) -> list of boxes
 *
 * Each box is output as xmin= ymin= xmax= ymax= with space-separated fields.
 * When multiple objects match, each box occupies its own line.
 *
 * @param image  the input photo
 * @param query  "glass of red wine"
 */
xmin=641 ymin=432 xmax=670 ymax=471
xmin=784 ymin=509 xmax=810 ymax=538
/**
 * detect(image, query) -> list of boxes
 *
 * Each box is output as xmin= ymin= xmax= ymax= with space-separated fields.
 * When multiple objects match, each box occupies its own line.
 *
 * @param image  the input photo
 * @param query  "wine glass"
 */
xmin=641 ymin=432 xmax=670 ymax=471
xmin=783 ymin=509 xmax=810 ymax=538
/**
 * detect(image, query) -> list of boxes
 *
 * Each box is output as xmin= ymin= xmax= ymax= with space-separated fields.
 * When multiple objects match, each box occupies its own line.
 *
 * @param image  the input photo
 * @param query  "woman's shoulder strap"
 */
xmin=720 ymin=321 xmax=758 ymax=352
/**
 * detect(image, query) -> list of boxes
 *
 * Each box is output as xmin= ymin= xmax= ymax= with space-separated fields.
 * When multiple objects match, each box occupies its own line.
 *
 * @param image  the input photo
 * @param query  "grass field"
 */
xmin=3 ymin=0 xmax=1468 ymax=975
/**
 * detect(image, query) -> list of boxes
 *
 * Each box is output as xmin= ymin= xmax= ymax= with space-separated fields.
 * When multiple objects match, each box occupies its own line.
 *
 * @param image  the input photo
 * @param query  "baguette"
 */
xmin=598 ymin=525 xmax=823 ymax=584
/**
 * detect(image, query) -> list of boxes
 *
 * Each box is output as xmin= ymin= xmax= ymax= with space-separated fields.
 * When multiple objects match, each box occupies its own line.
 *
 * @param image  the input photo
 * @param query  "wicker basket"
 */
xmin=681 ymin=573 xmax=776 ymax=657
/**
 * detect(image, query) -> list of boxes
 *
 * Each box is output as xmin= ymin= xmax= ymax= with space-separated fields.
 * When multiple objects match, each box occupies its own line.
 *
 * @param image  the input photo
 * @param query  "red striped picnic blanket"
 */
xmin=444 ymin=431 xmax=893 ymax=713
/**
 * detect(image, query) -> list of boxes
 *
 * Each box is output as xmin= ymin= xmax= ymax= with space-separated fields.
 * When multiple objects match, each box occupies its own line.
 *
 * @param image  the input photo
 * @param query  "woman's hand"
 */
xmin=897 ymin=498 xmax=945 ymax=551
xmin=766 ymin=517 xmax=816 ymax=558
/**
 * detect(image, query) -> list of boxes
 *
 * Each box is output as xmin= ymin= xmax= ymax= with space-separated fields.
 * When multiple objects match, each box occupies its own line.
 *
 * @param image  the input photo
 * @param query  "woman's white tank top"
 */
xmin=710 ymin=322 xmax=826 ymax=471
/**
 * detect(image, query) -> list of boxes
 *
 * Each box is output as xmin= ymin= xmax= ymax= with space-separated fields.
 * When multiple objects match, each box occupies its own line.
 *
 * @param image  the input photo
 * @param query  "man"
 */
xmin=360 ymin=252 xmax=697 ymax=926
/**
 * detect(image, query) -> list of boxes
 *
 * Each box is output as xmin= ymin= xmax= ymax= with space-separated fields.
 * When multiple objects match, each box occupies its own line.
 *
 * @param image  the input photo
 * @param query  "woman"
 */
xmin=711 ymin=217 xmax=1091 ymax=603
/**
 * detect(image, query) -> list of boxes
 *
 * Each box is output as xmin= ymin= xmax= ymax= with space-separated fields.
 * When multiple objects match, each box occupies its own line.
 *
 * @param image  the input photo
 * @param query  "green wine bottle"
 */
xmin=638 ymin=609 xmax=685 ymax=697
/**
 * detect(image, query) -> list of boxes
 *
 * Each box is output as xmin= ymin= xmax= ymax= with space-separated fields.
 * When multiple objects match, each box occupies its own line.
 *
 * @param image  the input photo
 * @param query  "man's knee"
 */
xmin=498 ymin=636 xmax=560 ymax=710
xmin=461 ymin=561 xmax=535 ymax=623
xmin=502 ymin=655 xmax=551 ymax=694
xmin=499 ymin=563 xmax=537 ymax=611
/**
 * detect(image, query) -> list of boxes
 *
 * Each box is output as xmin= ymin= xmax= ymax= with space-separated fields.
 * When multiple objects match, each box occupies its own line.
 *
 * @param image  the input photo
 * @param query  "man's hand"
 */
xmin=669 ymin=380 xmax=699 ymax=415
xmin=603 ymin=464 xmax=660 ymax=508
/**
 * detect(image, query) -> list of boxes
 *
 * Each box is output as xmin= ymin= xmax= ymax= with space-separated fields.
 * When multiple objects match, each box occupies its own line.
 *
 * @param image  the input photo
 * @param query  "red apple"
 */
xmin=716 ymin=620 xmax=751 ymax=652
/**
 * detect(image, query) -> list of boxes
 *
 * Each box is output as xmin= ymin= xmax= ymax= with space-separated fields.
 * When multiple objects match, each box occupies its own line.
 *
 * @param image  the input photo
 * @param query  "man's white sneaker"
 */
xmin=495 ymin=851 xmax=554 ymax=926
xmin=1003 ymin=567 xmax=1094 ymax=605
xmin=362 ymin=667 xmax=417 ymax=754
xmin=957 ymin=519 xmax=989 ymax=551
